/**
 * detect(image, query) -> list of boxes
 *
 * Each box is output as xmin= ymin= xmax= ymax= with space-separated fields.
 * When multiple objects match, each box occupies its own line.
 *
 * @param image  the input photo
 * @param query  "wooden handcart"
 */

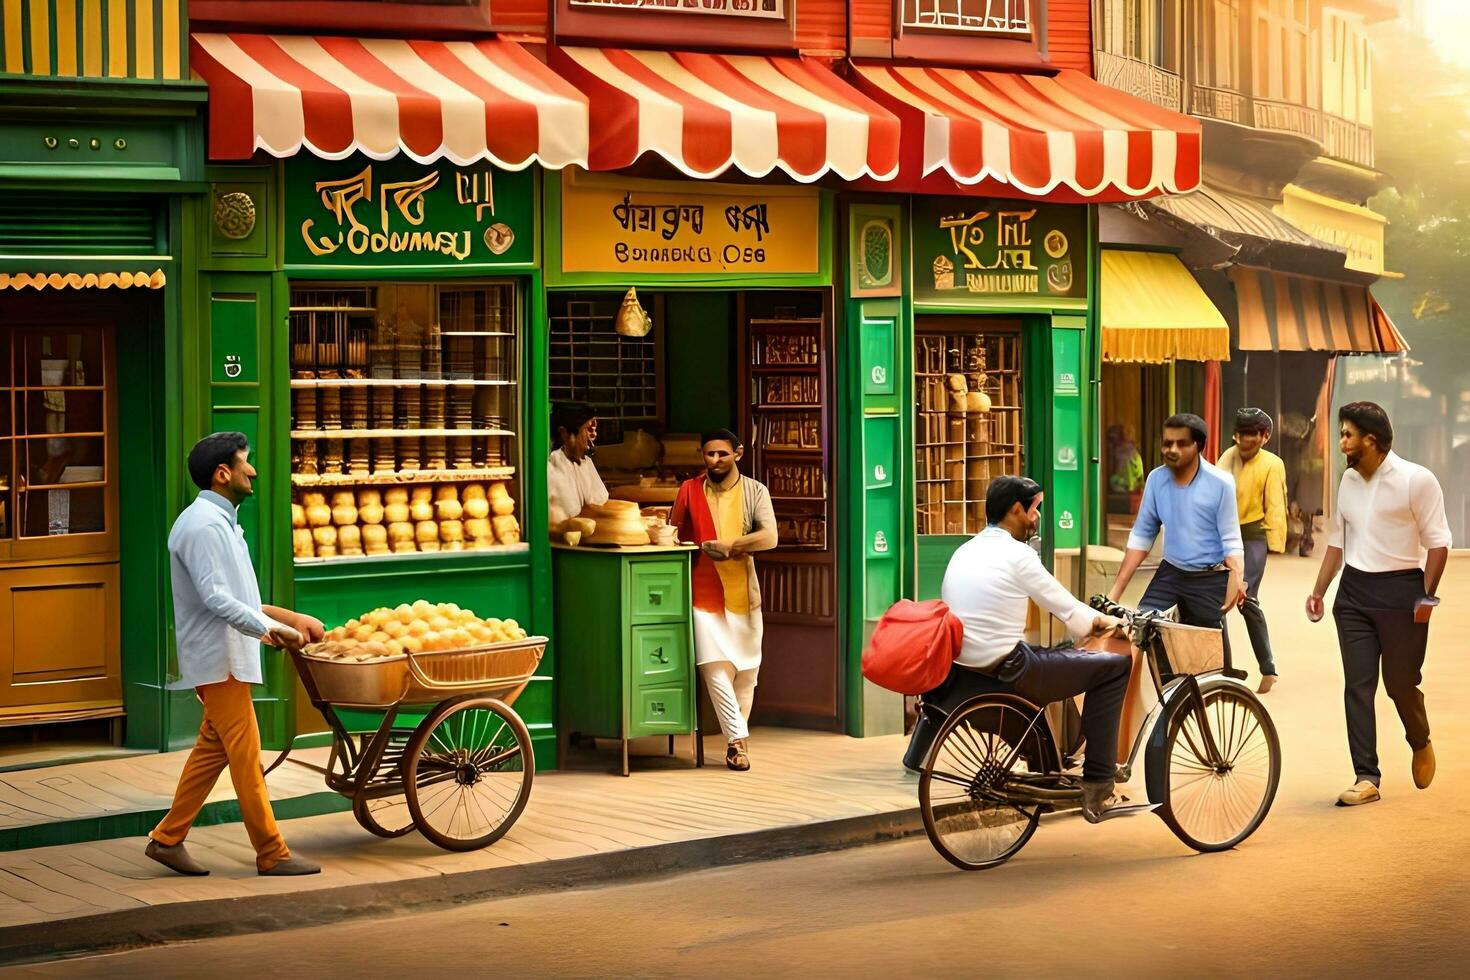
xmin=271 ymin=636 xmax=545 ymax=852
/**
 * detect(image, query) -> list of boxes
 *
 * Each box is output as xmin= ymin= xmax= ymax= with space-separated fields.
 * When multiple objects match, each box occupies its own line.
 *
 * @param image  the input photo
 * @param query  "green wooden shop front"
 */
xmin=195 ymin=155 xmax=556 ymax=765
xmin=0 ymin=78 xmax=212 ymax=752
xmin=840 ymin=195 xmax=1098 ymax=737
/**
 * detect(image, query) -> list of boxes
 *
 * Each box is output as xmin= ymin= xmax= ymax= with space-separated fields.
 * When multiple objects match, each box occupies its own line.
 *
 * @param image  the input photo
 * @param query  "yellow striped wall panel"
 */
xmin=0 ymin=0 xmax=184 ymax=80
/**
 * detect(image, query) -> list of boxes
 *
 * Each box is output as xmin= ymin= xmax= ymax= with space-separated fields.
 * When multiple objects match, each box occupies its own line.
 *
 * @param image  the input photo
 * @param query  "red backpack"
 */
xmin=862 ymin=599 xmax=963 ymax=695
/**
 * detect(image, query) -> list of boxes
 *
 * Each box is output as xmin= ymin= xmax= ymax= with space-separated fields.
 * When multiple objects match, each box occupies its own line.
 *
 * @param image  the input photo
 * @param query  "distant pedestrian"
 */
xmin=147 ymin=433 xmax=325 ymax=877
xmin=1108 ymin=413 xmax=1246 ymax=654
xmin=1307 ymin=402 xmax=1450 ymax=807
xmin=1217 ymin=408 xmax=1288 ymax=692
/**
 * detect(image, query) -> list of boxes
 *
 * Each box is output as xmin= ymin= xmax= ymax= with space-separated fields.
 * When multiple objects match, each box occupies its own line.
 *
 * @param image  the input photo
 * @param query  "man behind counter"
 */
xmin=547 ymin=401 xmax=609 ymax=525
xmin=670 ymin=430 xmax=777 ymax=772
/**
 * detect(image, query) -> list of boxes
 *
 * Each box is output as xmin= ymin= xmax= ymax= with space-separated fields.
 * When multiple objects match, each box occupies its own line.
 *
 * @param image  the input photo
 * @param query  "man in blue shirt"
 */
xmin=1107 ymin=414 xmax=1246 ymax=657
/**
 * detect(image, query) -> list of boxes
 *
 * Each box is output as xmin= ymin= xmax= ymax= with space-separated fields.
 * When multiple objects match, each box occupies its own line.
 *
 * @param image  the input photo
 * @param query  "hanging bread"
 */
xmin=362 ymin=524 xmax=389 ymax=556
xmin=338 ymin=524 xmax=363 ymax=556
xmin=293 ymin=528 xmax=315 ymax=558
xmin=492 ymin=514 xmax=521 ymax=545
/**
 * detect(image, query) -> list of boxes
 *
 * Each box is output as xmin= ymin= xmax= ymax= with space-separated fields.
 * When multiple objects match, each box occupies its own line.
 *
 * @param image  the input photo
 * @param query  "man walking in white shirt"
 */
xmin=905 ymin=476 xmax=1128 ymax=821
xmin=1307 ymin=402 xmax=1451 ymax=806
xmin=147 ymin=433 xmax=325 ymax=876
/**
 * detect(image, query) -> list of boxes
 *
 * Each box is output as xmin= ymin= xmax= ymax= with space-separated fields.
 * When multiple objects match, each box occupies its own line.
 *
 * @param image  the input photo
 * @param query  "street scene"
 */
xmin=3 ymin=0 xmax=1469 ymax=976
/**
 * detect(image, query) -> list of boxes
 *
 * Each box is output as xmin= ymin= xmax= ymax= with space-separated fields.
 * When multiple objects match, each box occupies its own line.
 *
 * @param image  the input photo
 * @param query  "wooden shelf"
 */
xmin=290 ymin=428 xmax=516 ymax=440
xmin=295 ymin=542 xmax=530 ymax=565
xmin=290 ymin=378 xmax=514 ymax=388
xmin=291 ymin=467 xmax=516 ymax=487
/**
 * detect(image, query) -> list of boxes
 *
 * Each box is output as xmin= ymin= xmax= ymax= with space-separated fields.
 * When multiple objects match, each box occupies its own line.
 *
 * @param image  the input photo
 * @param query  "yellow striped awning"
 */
xmin=1101 ymin=250 xmax=1230 ymax=363
xmin=1230 ymin=267 xmax=1408 ymax=354
xmin=0 ymin=270 xmax=166 ymax=291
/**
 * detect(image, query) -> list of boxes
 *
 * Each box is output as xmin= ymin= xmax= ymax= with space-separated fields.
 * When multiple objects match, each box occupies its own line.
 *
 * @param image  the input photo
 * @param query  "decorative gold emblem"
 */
xmin=484 ymin=223 xmax=515 ymax=255
xmin=215 ymin=192 xmax=257 ymax=240
xmin=615 ymin=287 xmax=653 ymax=338
xmin=1044 ymin=229 xmax=1069 ymax=259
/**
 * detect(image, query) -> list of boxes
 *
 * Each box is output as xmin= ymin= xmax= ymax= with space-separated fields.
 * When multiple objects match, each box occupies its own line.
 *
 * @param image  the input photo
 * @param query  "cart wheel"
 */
xmin=404 ymin=696 xmax=534 ymax=852
xmin=352 ymin=792 xmax=414 ymax=839
xmin=1150 ymin=680 xmax=1281 ymax=852
xmin=920 ymin=695 xmax=1058 ymax=872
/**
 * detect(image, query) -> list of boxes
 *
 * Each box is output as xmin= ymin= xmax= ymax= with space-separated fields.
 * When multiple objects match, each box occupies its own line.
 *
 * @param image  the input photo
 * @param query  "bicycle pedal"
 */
xmin=1092 ymin=802 xmax=1161 ymax=822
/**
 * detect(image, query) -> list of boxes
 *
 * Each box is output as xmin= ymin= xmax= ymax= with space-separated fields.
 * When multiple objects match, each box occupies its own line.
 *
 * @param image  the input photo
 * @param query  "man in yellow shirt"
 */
xmin=1217 ymin=408 xmax=1287 ymax=692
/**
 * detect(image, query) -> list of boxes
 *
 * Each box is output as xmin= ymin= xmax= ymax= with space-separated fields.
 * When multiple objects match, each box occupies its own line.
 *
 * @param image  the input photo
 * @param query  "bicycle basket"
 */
xmin=1155 ymin=621 xmax=1225 ymax=676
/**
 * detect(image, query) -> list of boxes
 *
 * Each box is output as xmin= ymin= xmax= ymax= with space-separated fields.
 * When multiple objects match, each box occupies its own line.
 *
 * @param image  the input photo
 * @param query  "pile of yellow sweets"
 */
xmin=304 ymin=600 xmax=528 ymax=662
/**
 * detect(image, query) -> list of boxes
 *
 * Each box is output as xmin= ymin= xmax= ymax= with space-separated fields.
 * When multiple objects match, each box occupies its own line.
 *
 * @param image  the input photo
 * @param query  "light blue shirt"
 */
xmin=167 ymin=491 xmax=283 ymax=689
xmin=1127 ymin=461 xmax=1244 ymax=570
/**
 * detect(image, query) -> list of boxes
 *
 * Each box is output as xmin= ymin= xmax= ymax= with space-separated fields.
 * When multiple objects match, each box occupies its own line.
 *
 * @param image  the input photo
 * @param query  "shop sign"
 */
xmin=560 ymin=171 xmax=820 ymax=276
xmin=912 ymin=199 xmax=1087 ymax=305
xmin=569 ymin=0 xmax=785 ymax=17
xmin=284 ymin=157 xmax=535 ymax=269
xmin=1277 ymin=184 xmax=1386 ymax=277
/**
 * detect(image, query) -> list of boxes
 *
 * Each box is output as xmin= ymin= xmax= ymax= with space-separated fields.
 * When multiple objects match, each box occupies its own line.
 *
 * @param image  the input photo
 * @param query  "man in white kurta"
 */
xmin=670 ymin=430 xmax=777 ymax=771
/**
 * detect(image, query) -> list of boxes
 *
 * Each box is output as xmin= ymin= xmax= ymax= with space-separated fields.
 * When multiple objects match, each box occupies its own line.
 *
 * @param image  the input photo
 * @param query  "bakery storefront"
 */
xmin=190 ymin=32 xmax=588 ymax=762
xmin=545 ymin=169 xmax=846 ymax=764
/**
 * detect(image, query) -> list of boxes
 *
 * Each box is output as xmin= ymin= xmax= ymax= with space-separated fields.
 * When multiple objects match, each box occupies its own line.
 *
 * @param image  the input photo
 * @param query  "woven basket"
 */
xmin=296 ymin=636 xmax=545 ymax=709
xmin=1156 ymin=621 xmax=1225 ymax=676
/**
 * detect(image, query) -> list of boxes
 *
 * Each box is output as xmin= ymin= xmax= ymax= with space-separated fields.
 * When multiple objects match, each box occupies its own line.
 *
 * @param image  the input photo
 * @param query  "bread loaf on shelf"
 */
xmin=338 ymin=524 xmax=363 ymax=556
xmin=292 ymin=504 xmax=307 ymax=530
xmin=492 ymin=514 xmax=521 ymax=545
xmin=362 ymin=523 xmax=389 ymax=555
xmin=389 ymin=521 xmax=416 ymax=553
xmin=293 ymin=528 xmax=314 ymax=558
xmin=415 ymin=520 xmax=441 ymax=552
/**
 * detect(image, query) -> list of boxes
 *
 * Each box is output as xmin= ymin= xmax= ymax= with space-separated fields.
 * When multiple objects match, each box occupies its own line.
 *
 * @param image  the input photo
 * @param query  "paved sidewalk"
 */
xmin=0 ymin=729 xmax=917 ymax=961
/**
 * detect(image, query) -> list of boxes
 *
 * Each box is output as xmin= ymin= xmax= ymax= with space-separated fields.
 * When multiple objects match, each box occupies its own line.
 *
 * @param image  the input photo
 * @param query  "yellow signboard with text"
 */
xmin=559 ymin=170 xmax=820 ymax=276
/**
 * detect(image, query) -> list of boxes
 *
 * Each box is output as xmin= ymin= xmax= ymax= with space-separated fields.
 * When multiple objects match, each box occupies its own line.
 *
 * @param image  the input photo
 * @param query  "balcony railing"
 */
xmin=1189 ymin=84 xmax=1249 ymax=126
xmin=1252 ymin=98 xmax=1324 ymax=143
xmin=1323 ymin=114 xmax=1375 ymax=169
xmin=1094 ymin=51 xmax=1184 ymax=112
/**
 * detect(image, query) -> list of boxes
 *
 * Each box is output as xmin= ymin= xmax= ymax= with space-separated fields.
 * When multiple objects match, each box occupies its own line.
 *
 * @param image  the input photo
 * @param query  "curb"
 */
xmin=0 ymin=807 xmax=924 ymax=965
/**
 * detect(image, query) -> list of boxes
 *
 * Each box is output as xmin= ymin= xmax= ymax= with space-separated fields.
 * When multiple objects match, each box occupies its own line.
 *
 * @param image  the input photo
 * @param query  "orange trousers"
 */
xmin=149 ymin=676 xmax=290 ymax=871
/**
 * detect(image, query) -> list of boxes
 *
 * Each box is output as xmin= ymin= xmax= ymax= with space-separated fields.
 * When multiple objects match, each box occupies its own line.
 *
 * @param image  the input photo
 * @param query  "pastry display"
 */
xmin=289 ymin=285 xmax=521 ymax=563
xmin=582 ymin=501 xmax=651 ymax=546
xmin=303 ymin=600 xmax=531 ymax=662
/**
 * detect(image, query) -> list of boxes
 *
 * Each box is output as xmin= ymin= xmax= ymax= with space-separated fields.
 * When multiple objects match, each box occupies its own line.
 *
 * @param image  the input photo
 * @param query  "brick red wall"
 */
xmin=1048 ymin=0 xmax=1094 ymax=75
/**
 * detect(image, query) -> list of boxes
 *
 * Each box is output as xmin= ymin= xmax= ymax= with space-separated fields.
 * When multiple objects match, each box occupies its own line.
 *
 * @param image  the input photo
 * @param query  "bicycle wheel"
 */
xmin=352 ymin=792 xmax=414 ymax=839
xmin=919 ymin=695 xmax=1058 ymax=871
xmin=1154 ymin=680 xmax=1280 ymax=852
xmin=404 ymin=696 xmax=534 ymax=852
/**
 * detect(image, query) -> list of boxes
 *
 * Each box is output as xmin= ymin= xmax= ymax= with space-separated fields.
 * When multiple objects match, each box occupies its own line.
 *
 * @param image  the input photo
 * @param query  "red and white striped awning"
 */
xmin=850 ymin=64 xmax=1201 ymax=202
xmin=549 ymin=47 xmax=901 ymax=182
xmin=190 ymin=33 xmax=590 ymax=169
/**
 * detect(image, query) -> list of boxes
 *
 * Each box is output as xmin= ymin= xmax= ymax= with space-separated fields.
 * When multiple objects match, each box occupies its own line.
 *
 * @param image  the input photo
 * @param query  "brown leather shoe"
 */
xmin=145 ymin=839 xmax=210 ymax=876
xmin=1336 ymin=780 xmax=1381 ymax=806
xmin=1412 ymin=742 xmax=1436 ymax=789
xmin=726 ymin=739 xmax=750 ymax=772
xmin=259 ymin=855 xmax=321 ymax=876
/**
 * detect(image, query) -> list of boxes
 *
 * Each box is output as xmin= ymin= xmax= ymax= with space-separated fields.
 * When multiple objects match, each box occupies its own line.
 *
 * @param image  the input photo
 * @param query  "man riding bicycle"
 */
xmin=904 ymin=476 xmax=1130 ymax=822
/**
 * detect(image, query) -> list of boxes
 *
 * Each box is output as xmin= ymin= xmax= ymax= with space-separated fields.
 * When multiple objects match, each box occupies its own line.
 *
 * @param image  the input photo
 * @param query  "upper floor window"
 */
xmin=1255 ymin=0 xmax=1312 ymax=105
xmin=568 ymin=0 xmax=785 ymax=19
xmin=899 ymin=0 xmax=1033 ymax=38
xmin=1193 ymin=0 xmax=1242 ymax=91
xmin=1098 ymin=0 xmax=1180 ymax=72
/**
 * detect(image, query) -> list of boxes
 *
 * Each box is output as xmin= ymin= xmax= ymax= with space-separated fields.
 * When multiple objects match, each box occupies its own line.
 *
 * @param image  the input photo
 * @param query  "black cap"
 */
xmin=1234 ymin=407 xmax=1273 ymax=434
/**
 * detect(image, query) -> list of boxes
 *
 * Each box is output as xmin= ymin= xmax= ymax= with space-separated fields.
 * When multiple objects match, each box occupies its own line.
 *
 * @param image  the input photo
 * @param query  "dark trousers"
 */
xmin=1139 ymin=561 xmax=1232 ymax=669
xmin=1239 ymin=539 xmax=1277 ymax=676
xmin=1333 ymin=566 xmax=1431 ymax=784
xmin=904 ymin=644 xmax=1131 ymax=782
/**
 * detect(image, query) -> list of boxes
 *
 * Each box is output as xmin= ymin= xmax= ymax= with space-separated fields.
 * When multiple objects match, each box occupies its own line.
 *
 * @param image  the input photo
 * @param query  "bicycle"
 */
xmin=918 ymin=597 xmax=1281 ymax=870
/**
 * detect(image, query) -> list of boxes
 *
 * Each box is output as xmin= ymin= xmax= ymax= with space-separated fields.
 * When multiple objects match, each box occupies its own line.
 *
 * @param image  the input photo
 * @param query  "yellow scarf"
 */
xmin=704 ymin=478 xmax=750 ymax=615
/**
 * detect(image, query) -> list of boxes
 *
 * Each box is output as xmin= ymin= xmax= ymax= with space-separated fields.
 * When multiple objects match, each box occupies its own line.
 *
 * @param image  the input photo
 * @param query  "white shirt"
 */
xmin=1329 ymin=452 xmax=1452 ymax=572
xmin=547 ymin=448 xmax=609 ymax=524
xmin=941 ymin=526 xmax=1099 ymax=670
xmin=168 ymin=491 xmax=284 ymax=689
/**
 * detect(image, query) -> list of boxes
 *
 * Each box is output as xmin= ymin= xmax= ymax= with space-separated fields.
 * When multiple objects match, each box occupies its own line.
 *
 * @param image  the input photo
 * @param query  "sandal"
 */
xmin=726 ymin=738 xmax=750 ymax=772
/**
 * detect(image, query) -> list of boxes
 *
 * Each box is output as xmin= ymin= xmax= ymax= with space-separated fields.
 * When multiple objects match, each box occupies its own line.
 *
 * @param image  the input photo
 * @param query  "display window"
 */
xmin=914 ymin=319 xmax=1023 ymax=537
xmin=288 ymin=281 xmax=523 ymax=562
xmin=0 ymin=324 xmax=116 ymax=553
